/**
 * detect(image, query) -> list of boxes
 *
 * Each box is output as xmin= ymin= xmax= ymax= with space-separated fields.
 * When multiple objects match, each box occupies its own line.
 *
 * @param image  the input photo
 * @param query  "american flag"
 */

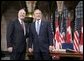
xmin=80 ymin=19 xmax=83 ymax=45
xmin=66 ymin=17 xmax=72 ymax=43
xmin=54 ymin=16 xmax=62 ymax=49
xmin=79 ymin=19 xmax=83 ymax=53
xmin=60 ymin=15 xmax=66 ymax=43
xmin=73 ymin=18 xmax=81 ymax=52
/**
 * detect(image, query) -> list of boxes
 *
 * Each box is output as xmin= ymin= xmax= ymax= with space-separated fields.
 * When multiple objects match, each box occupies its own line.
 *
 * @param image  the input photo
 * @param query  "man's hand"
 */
xmin=28 ymin=48 xmax=33 ymax=53
xmin=49 ymin=45 xmax=54 ymax=52
xmin=8 ymin=47 xmax=13 ymax=52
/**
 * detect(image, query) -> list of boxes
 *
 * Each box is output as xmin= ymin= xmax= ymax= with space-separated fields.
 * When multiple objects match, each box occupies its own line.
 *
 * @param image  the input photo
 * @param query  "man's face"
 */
xmin=33 ymin=10 xmax=42 ymax=20
xmin=18 ymin=9 xmax=26 ymax=20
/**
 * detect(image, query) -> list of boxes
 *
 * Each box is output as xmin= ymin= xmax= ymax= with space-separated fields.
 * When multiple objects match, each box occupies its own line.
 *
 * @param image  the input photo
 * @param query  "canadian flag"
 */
xmin=66 ymin=17 xmax=72 ymax=43
xmin=54 ymin=17 xmax=62 ymax=49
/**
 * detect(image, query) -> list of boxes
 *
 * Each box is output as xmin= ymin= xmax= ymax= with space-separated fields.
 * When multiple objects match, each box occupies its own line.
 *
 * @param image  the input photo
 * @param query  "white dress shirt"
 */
xmin=18 ymin=18 xmax=26 ymax=35
xmin=35 ymin=19 xmax=41 ymax=35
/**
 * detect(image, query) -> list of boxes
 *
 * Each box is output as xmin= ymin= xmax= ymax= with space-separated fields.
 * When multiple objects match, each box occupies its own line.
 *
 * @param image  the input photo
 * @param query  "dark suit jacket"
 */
xmin=7 ymin=18 xmax=28 ymax=52
xmin=28 ymin=20 xmax=53 ymax=53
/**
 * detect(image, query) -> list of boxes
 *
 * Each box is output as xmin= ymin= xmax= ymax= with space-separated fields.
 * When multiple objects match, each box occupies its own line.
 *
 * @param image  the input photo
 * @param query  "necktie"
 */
xmin=36 ymin=21 xmax=40 ymax=35
xmin=21 ymin=21 xmax=26 ymax=35
xmin=21 ymin=21 xmax=24 ymax=30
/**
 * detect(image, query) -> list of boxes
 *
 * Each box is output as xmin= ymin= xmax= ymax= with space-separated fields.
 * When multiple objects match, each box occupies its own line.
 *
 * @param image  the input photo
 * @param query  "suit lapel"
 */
xmin=39 ymin=21 xmax=44 ymax=35
xmin=16 ymin=19 xmax=24 ymax=31
xmin=33 ymin=20 xmax=44 ymax=36
xmin=33 ymin=22 xmax=37 ymax=35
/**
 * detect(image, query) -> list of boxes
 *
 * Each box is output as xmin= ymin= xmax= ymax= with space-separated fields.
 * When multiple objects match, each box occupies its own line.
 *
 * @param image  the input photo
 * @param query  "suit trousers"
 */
xmin=10 ymin=51 xmax=25 ymax=60
xmin=33 ymin=50 xmax=52 ymax=60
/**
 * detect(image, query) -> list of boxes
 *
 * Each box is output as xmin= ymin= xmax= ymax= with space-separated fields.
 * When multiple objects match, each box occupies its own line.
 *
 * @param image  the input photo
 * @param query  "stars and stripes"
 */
xmin=73 ymin=18 xmax=80 ymax=52
xmin=53 ymin=1 xmax=83 ymax=51
xmin=73 ymin=30 xmax=80 ymax=52
xmin=79 ymin=19 xmax=83 ymax=53
xmin=80 ymin=20 xmax=83 ymax=45
xmin=60 ymin=16 xmax=66 ymax=43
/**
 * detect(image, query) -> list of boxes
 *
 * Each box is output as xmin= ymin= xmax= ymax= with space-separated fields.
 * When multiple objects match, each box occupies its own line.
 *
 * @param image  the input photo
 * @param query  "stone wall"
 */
xmin=1 ymin=8 xmax=17 ymax=51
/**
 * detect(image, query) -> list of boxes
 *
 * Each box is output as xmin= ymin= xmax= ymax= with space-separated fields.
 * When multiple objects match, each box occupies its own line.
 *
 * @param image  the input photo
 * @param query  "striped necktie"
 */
xmin=36 ymin=20 xmax=40 ymax=35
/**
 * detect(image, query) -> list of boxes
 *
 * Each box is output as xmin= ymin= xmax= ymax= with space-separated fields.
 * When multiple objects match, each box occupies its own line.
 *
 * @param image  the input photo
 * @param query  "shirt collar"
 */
xmin=36 ymin=19 xmax=41 ymax=23
xmin=18 ymin=18 xmax=23 ymax=24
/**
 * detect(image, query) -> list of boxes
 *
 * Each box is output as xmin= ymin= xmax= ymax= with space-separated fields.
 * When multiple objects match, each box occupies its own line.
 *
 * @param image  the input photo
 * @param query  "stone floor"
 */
xmin=1 ymin=56 xmax=29 ymax=60
xmin=1 ymin=56 xmax=10 ymax=60
xmin=1 ymin=53 xmax=29 ymax=60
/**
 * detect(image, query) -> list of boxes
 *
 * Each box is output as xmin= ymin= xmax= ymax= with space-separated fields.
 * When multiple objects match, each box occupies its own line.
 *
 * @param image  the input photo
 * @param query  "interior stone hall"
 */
xmin=1 ymin=1 xmax=83 ymax=60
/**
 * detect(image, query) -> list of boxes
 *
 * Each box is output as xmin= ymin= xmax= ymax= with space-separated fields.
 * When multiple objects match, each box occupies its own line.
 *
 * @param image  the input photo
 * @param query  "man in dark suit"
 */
xmin=7 ymin=9 xmax=28 ymax=60
xmin=28 ymin=9 xmax=54 ymax=60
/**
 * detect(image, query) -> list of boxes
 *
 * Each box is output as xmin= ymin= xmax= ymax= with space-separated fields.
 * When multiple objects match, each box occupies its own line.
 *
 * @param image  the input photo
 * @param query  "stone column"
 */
xmin=1 ymin=15 xmax=7 ymax=51
xmin=56 ymin=1 xmax=64 ymax=15
xmin=1 ymin=8 xmax=17 ymax=51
